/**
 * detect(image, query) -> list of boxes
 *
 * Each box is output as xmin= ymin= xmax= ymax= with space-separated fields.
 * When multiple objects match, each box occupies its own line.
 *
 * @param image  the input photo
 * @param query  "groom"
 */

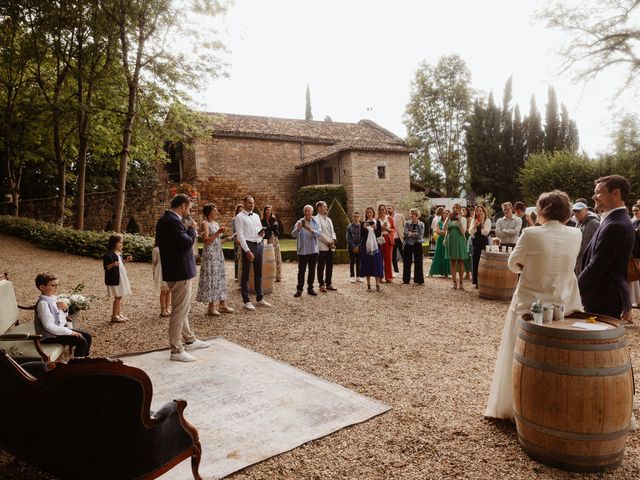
xmin=579 ymin=175 xmax=635 ymax=320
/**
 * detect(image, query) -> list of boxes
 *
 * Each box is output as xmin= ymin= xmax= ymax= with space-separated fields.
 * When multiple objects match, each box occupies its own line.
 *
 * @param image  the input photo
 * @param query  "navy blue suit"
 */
xmin=155 ymin=211 xmax=197 ymax=282
xmin=578 ymin=208 xmax=635 ymax=318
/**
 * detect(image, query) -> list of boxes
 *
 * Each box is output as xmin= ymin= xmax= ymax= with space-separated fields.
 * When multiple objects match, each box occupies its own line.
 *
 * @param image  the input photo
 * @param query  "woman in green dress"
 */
xmin=428 ymin=210 xmax=450 ymax=278
xmin=444 ymin=203 xmax=469 ymax=290
xmin=462 ymin=207 xmax=473 ymax=279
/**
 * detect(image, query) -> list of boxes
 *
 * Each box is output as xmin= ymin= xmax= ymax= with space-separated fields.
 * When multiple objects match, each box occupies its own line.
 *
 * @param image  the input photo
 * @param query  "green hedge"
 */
xmin=0 ymin=215 xmax=154 ymax=262
xmin=295 ymin=185 xmax=347 ymax=218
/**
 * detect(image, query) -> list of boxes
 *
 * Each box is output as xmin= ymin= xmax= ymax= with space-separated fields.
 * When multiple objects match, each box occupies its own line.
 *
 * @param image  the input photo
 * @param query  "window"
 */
xmin=323 ymin=167 xmax=333 ymax=184
xmin=377 ymin=166 xmax=386 ymax=179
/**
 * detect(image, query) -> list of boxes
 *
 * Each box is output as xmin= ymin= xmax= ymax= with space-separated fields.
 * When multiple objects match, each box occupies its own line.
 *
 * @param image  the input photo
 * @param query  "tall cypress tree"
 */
xmin=544 ymin=86 xmax=560 ymax=152
xmin=500 ymin=77 xmax=514 ymax=200
xmin=560 ymin=103 xmax=579 ymax=152
xmin=512 ymin=104 xmax=527 ymax=194
xmin=305 ymin=84 xmax=313 ymax=120
xmin=526 ymin=95 xmax=544 ymax=155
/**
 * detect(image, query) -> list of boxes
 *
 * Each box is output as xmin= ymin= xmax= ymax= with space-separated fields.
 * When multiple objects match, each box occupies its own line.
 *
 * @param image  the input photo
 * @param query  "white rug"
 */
xmin=120 ymin=338 xmax=390 ymax=480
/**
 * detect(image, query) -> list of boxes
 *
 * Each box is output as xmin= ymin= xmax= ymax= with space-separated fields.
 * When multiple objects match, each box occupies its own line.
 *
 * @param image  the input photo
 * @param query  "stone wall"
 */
xmin=346 ymin=151 xmax=411 ymax=216
xmin=13 ymin=185 xmax=179 ymax=236
xmin=187 ymin=136 xmax=328 ymax=230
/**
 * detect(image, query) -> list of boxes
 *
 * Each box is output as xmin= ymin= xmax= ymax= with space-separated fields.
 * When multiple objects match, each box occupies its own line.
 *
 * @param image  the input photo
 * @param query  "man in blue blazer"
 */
xmin=156 ymin=194 xmax=210 ymax=361
xmin=579 ymin=175 xmax=635 ymax=320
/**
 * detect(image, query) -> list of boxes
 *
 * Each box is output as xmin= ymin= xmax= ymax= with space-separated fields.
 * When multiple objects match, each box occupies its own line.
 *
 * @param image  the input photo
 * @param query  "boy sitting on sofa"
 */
xmin=34 ymin=272 xmax=92 ymax=357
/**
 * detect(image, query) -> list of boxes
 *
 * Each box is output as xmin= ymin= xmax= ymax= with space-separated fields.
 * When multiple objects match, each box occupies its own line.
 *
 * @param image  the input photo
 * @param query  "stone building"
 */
xmin=171 ymin=113 xmax=412 ymax=228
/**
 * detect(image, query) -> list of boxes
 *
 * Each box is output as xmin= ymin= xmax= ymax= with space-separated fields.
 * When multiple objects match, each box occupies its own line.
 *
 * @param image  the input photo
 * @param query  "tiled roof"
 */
xmin=203 ymin=113 xmax=411 ymax=167
xmin=295 ymin=142 xmax=412 ymax=169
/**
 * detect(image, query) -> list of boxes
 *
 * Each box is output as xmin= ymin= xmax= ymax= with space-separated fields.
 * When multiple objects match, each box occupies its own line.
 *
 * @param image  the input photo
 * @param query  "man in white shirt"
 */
xmin=234 ymin=195 xmax=272 ymax=310
xmin=388 ymin=204 xmax=405 ymax=277
xmin=495 ymin=202 xmax=522 ymax=248
xmin=314 ymin=201 xmax=337 ymax=292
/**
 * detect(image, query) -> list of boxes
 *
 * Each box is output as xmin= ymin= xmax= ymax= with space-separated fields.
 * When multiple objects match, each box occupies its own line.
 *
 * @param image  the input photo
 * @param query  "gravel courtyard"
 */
xmin=1 ymin=233 xmax=639 ymax=480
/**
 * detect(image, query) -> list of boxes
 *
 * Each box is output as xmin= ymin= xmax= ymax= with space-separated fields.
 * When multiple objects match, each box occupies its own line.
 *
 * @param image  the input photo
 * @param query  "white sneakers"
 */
xmin=185 ymin=339 xmax=210 ymax=351
xmin=170 ymin=339 xmax=210 ymax=362
xmin=349 ymin=277 xmax=356 ymax=283
xmin=357 ymin=277 xmax=365 ymax=283
xmin=170 ymin=351 xmax=197 ymax=362
xmin=244 ymin=299 xmax=272 ymax=310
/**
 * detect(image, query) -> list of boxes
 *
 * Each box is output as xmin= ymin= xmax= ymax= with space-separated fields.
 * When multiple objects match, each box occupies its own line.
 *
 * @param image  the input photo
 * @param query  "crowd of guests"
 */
xmin=32 ymin=178 xmax=640 ymax=366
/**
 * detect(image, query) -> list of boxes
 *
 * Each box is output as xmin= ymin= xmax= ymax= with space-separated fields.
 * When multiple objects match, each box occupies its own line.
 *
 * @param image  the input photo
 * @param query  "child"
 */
xmin=34 ymin=272 xmax=92 ymax=357
xmin=346 ymin=211 xmax=363 ymax=283
xmin=152 ymin=244 xmax=171 ymax=317
xmin=103 ymin=234 xmax=132 ymax=323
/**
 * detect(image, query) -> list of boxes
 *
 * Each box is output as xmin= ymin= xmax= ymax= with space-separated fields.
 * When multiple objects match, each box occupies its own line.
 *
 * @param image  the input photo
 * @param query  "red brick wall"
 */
xmin=188 ymin=137 xmax=328 ymax=231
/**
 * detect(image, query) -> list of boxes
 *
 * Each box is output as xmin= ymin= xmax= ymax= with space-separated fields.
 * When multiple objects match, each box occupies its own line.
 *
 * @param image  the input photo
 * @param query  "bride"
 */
xmin=484 ymin=190 xmax=583 ymax=420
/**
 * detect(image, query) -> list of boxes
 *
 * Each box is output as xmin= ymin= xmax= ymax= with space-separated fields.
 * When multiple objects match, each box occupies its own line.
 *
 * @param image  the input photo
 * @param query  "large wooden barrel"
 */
xmin=237 ymin=243 xmax=275 ymax=294
xmin=513 ymin=312 xmax=633 ymax=472
xmin=477 ymin=250 xmax=518 ymax=300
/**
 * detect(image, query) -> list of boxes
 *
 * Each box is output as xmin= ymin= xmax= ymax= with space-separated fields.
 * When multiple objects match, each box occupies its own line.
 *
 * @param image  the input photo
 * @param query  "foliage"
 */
xmin=466 ymin=77 xmax=580 ymax=203
xmin=474 ymin=193 xmax=497 ymax=217
xmin=0 ymin=215 xmax=153 ymax=261
xmin=57 ymin=283 xmax=97 ymax=314
xmin=404 ymin=54 xmax=472 ymax=196
xmin=395 ymin=192 xmax=431 ymax=217
xmin=518 ymin=150 xmax=598 ymax=204
xmin=538 ymin=0 xmax=640 ymax=92
xmin=327 ymin=198 xmax=349 ymax=249
xmin=596 ymin=151 xmax=640 ymax=205
xmin=295 ymin=185 xmax=347 ymax=218
xmin=126 ymin=216 xmax=140 ymax=234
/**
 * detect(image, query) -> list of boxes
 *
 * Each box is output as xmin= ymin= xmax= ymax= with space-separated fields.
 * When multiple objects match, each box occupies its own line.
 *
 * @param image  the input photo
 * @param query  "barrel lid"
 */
xmin=519 ymin=312 xmax=624 ymax=340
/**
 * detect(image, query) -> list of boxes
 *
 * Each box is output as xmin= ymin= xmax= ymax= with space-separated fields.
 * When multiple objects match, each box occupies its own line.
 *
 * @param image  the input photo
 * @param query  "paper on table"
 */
xmin=571 ymin=321 xmax=611 ymax=331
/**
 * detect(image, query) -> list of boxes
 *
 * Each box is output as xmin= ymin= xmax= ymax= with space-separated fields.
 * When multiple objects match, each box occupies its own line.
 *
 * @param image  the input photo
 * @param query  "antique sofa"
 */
xmin=0 ymin=278 xmax=67 ymax=362
xmin=0 ymin=349 xmax=202 ymax=479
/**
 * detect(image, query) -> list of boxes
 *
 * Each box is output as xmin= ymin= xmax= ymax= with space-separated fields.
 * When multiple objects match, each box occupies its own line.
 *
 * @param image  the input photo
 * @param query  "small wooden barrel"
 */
xmin=477 ymin=250 xmax=518 ymax=300
xmin=238 ymin=243 xmax=275 ymax=294
xmin=513 ymin=312 xmax=633 ymax=472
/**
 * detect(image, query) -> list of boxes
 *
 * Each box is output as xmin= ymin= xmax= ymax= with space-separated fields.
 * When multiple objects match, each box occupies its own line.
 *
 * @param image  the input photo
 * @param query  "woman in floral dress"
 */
xmin=196 ymin=203 xmax=233 ymax=316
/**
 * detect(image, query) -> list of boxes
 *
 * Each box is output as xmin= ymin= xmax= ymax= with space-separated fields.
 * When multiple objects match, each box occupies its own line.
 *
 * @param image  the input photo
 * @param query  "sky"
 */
xmin=199 ymin=0 xmax=639 ymax=156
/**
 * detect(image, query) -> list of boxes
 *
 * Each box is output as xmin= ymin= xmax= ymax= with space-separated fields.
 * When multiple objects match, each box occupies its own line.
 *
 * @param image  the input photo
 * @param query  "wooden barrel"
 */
xmin=513 ymin=312 xmax=633 ymax=472
xmin=477 ymin=250 xmax=518 ymax=300
xmin=237 ymin=243 xmax=275 ymax=294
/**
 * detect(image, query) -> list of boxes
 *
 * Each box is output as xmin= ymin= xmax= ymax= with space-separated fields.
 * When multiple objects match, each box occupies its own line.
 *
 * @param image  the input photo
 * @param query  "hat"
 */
xmin=572 ymin=202 xmax=588 ymax=212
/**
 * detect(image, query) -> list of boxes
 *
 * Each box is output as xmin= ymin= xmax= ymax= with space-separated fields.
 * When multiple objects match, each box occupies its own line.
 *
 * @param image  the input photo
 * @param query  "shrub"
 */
xmin=104 ymin=218 xmax=114 ymax=231
xmin=327 ymin=198 xmax=349 ymax=249
xmin=0 ymin=215 xmax=153 ymax=262
xmin=126 ymin=216 xmax=140 ymax=234
xmin=295 ymin=185 xmax=347 ymax=218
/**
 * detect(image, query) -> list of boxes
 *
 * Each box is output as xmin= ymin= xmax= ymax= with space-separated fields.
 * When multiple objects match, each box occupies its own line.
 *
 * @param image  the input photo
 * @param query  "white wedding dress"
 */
xmin=484 ymin=221 xmax=583 ymax=419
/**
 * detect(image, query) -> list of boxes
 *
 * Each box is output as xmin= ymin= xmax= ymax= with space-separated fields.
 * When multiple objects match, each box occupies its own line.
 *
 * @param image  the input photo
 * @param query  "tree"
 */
xmin=102 ymin=0 xmax=228 ymax=232
xmin=610 ymin=112 xmax=640 ymax=154
xmin=559 ymin=103 xmax=579 ymax=152
xmin=519 ymin=150 xmax=597 ymax=204
xmin=404 ymin=54 xmax=472 ymax=196
xmin=539 ymin=0 xmax=640 ymax=91
xmin=305 ymin=84 xmax=312 ymax=121
xmin=544 ymin=86 xmax=560 ymax=152
xmin=72 ymin=0 xmax=118 ymax=229
xmin=525 ymin=95 xmax=544 ymax=155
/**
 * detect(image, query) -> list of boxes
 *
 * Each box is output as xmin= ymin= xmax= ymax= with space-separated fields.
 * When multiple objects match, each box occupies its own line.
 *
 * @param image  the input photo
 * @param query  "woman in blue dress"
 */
xmin=359 ymin=207 xmax=384 ymax=291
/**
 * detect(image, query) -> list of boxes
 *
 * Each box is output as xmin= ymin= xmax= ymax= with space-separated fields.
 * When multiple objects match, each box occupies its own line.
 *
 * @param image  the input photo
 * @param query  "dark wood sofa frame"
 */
xmin=0 ymin=349 xmax=202 ymax=480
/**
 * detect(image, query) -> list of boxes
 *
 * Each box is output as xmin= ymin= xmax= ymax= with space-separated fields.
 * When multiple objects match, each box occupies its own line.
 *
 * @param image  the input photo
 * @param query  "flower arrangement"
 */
xmin=169 ymin=182 xmax=198 ymax=198
xmin=57 ymin=282 xmax=97 ymax=315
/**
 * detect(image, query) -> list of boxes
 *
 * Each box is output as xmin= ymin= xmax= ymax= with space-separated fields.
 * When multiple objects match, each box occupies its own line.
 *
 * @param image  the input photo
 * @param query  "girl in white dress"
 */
xmin=103 ymin=234 xmax=132 ymax=323
xmin=484 ymin=191 xmax=583 ymax=420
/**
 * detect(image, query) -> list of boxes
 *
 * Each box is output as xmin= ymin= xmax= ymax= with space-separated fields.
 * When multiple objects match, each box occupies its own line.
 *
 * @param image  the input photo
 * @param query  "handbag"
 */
xmin=628 ymin=257 xmax=640 ymax=283
xmin=376 ymin=236 xmax=386 ymax=245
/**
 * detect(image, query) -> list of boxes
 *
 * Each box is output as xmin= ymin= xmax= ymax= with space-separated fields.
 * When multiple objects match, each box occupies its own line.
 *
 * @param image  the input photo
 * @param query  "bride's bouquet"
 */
xmin=57 ymin=282 xmax=97 ymax=315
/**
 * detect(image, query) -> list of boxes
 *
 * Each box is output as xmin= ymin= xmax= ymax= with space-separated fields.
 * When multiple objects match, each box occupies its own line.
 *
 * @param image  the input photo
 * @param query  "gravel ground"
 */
xmin=1 ymin=232 xmax=639 ymax=480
